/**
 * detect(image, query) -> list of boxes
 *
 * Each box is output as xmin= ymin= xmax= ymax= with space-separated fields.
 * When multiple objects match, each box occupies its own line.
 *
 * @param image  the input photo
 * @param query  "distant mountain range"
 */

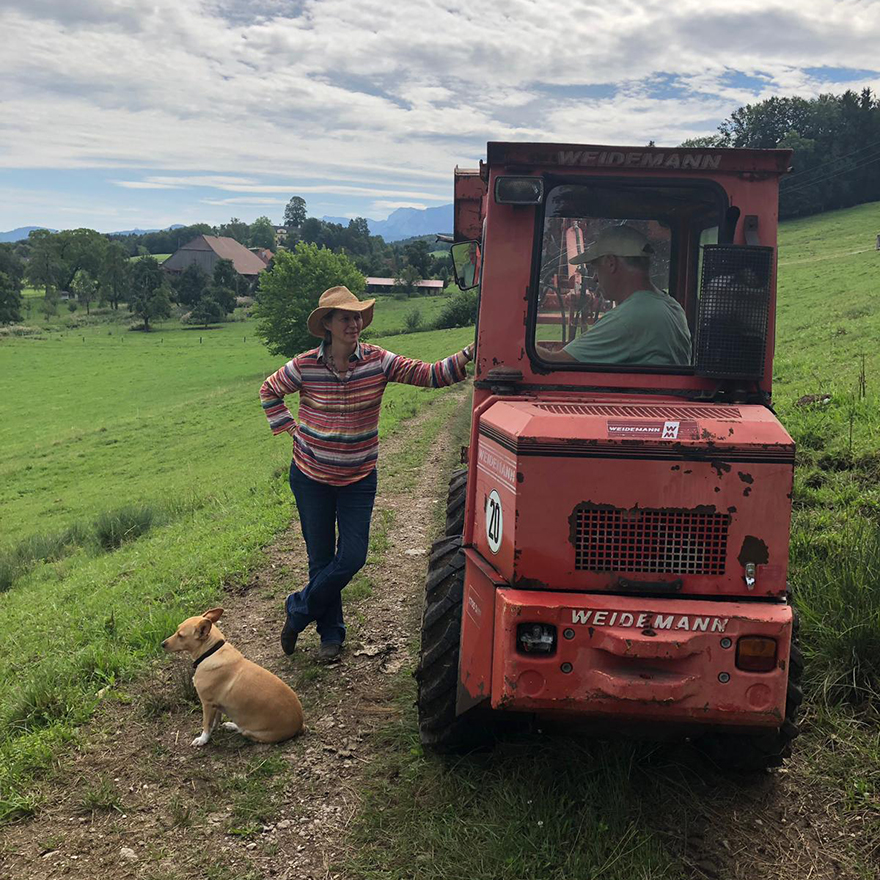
xmin=0 ymin=223 xmax=186 ymax=242
xmin=0 ymin=226 xmax=57 ymax=242
xmin=107 ymin=224 xmax=185 ymax=236
xmin=2 ymin=207 xmax=453 ymax=245
xmin=322 ymin=204 xmax=453 ymax=242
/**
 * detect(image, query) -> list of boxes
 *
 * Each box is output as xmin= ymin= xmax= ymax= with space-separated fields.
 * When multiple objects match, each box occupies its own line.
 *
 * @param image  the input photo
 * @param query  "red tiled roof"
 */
xmin=163 ymin=235 xmax=268 ymax=276
xmin=366 ymin=277 xmax=444 ymax=288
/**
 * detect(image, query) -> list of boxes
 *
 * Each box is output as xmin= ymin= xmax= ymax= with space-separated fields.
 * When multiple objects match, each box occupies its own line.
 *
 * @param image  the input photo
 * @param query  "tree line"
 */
xmin=0 ymin=229 xmax=249 ymax=330
xmin=683 ymin=88 xmax=880 ymax=219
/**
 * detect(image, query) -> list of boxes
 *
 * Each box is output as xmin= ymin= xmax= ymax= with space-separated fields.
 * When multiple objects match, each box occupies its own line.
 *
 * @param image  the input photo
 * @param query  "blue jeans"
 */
xmin=285 ymin=460 xmax=377 ymax=645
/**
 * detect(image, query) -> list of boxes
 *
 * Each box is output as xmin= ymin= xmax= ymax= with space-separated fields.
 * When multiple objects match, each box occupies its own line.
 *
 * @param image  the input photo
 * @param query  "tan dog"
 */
xmin=162 ymin=607 xmax=303 ymax=747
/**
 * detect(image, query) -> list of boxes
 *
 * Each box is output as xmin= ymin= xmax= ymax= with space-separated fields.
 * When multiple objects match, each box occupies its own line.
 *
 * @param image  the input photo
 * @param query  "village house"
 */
xmin=162 ymin=235 xmax=268 ymax=283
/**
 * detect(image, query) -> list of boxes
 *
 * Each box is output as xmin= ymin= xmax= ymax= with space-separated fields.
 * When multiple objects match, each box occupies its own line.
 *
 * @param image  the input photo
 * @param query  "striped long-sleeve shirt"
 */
xmin=260 ymin=341 xmax=471 ymax=485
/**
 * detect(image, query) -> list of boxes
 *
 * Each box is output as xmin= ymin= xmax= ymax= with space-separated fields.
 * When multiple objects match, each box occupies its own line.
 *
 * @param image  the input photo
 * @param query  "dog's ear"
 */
xmin=202 ymin=608 xmax=224 ymax=623
xmin=196 ymin=618 xmax=213 ymax=640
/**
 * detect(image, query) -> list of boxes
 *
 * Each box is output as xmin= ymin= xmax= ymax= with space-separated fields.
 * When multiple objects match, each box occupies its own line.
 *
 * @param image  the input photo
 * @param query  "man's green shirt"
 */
xmin=563 ymin=289 xmax=691 ymax=366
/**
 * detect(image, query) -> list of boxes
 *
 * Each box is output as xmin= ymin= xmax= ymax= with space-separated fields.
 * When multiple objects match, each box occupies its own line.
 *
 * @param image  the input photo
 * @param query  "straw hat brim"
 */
xmin=307 ymin=299 xmax=376 ymax=338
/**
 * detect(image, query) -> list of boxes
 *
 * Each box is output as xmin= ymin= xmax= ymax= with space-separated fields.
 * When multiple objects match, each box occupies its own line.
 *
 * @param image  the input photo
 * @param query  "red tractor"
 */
xmin=417 ymin=144 xmax=802 ymax=770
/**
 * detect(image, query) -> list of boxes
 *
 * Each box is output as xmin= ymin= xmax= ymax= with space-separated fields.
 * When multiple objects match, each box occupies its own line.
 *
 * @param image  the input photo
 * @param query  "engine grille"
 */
xmin=536 ymin=403 xmax=741 ymax=419
xmin=573 ymin=506 xmax=730 ymax=575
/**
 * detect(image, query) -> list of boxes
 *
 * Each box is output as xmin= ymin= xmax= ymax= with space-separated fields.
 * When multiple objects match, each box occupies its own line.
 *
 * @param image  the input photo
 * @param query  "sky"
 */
xmin=1 ymin=0 xmax=879 ymax=232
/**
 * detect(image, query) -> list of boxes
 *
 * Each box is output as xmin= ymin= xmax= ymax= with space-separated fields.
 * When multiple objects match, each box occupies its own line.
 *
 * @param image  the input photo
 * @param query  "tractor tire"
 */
xmin=445 ymin=467 xmax=468 ymax=537
xmin=415 ymin=534 xmax=490 ymax=753
xmin=697 ymin=610 xmax=804 ymax=772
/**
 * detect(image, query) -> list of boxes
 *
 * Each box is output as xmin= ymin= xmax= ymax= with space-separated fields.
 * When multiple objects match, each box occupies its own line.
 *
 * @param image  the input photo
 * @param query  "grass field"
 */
xmin=1 ymin=202 xmax=879 ymax=874
xmin=130 ymin=253 xmax=171 ymax=263
xmin=0 ymin=318 xmax=472 ymax=817
xmin=362 ymin=293 xmax=453 ymax=336
xmin=771 ymin=201 xmax=880 ymax=702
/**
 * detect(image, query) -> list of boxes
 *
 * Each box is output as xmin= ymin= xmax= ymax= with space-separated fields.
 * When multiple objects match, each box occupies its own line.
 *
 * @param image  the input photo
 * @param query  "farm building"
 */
xmin=365 ymin=277 xmax=445 ymax=294
xmin=162 ymin=235 xmax=268 ymax=280
xmin=249 ymin=247 xmax=274 ymax=265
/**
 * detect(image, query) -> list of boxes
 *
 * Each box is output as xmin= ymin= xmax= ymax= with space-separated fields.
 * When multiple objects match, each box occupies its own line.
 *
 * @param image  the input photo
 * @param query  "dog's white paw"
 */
xmin=191 ymin=732 xmax=210 ymax=747
xmin=221 ymin=722 xmax=240 ymax=732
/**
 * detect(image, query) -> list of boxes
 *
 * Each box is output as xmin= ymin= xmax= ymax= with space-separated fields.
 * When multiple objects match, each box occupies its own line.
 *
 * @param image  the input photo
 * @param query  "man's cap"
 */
xmin=570 ymin=225 xmax=654 ymax=265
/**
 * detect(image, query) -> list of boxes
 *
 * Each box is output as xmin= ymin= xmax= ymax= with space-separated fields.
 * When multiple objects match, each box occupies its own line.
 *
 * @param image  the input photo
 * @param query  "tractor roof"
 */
xmin=486 ymin=142 xmax=793 ymax=176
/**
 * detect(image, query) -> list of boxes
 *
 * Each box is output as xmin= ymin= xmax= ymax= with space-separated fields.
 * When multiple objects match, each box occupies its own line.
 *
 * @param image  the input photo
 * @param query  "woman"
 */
xmin=260 ymin=286 xmax=474 ymax=662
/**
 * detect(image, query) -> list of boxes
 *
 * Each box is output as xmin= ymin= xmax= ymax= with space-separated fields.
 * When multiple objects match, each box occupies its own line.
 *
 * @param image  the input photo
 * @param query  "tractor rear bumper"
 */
xmin=488 ymin=589 xmax=792 ymax=729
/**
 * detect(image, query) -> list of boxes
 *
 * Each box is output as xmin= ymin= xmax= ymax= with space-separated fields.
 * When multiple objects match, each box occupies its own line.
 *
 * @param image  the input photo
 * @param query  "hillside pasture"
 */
xmin=362 ymin=292 xmax=454 ymax=336
xmin=0 ymin=318 xmax=473 ymax=817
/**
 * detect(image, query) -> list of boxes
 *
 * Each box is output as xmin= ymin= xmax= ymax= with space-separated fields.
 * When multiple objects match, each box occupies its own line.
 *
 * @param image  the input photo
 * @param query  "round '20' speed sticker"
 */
xmin=485 ymin=489 xmax=503 ymax=554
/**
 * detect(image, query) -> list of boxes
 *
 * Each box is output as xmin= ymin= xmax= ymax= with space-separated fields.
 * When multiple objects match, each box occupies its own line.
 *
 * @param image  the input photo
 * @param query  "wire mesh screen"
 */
xmin=573 ymin=506 xmax=730 ymax=575
xmin=694 ymin=245 xmax=774 ymax=379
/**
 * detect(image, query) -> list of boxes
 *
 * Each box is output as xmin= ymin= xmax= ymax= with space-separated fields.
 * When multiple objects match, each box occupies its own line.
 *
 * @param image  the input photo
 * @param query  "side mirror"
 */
xmin=450 ymin=241 xmax=480 ymax=291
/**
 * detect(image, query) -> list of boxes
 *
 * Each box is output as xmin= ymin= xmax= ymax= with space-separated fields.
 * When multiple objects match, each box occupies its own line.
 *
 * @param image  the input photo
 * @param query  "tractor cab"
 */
xmin=417 ymin=144 xmax=802 ymax=771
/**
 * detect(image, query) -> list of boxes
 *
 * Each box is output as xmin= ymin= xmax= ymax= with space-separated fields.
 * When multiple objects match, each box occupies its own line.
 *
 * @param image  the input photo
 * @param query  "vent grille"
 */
xmin=695 ymin=245 xmax=773 ymax=380
xmin=574 ymin=506 xmax=730 ymax=575
xmin=536 ymin=403 xmax=741 ymax=419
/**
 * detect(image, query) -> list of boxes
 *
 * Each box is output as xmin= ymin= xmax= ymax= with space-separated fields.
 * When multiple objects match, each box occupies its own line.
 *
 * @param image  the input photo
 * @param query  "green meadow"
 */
xmin=1 ymin=203 xmax=878 ymax=876
xmin=0 ymin=315 xmax=471 ymax=818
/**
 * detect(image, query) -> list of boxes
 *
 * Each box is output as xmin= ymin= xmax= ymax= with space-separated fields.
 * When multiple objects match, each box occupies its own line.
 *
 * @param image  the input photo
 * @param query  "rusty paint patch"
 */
xmin=710 ymin=460 xmax=732 ymax=478
xmin=737 ymin=535 xmax=769 ymax=567
xmin=511 ymin=574 xmax=547 ymax=590
xmin=737 ymin=471 xmax=754 ymax=484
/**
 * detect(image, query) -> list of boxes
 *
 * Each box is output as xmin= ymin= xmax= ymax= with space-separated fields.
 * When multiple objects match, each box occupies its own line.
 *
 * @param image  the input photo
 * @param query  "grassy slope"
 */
xmin=772 ymin=201 xmax=880 ymax=702
xmin=362 ymin=293 xmax=452 ymax=336
xmin=0 ymin=318 xmax=472 ymax=817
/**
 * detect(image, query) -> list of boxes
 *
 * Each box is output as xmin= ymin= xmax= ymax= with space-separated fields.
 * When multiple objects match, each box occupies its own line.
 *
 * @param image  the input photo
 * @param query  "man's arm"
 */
xmin=535 ymin=344 xmax=578 ymax=363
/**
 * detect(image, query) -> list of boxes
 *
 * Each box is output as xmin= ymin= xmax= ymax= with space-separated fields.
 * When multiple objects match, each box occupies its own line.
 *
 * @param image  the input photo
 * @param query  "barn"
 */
xmin=365 ymin=277 xmax=445 ymax=294
xmin=162 ymin=235 xmax=268 ymax=281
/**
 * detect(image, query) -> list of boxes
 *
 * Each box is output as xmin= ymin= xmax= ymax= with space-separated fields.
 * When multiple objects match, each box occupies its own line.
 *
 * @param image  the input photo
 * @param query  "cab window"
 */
xmin=532 ymin=182 xmax=724 ymax=370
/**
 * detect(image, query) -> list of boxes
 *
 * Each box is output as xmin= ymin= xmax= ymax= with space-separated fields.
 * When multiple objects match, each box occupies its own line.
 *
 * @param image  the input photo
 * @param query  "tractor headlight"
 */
xmin=494 ymin=176 xmax=544 ymax=205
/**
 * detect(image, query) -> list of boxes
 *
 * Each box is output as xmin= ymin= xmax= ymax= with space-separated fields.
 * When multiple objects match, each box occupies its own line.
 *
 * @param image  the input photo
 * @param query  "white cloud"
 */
xmin=200 ymin=196 xmax=288 ymax=206
xmin=1 ymin=0 xmax=879 ymax=228
xmin=112 ymin=180 xmax=184 ymax=189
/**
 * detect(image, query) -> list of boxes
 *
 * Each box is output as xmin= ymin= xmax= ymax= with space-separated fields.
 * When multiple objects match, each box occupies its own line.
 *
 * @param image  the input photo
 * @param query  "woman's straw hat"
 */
xmin=307 ymin=286 xmax=376 ymax=338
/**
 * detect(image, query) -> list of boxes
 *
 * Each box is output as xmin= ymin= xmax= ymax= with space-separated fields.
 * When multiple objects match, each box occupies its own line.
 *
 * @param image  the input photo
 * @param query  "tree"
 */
xmin=206 ymin=284 xmax=236 ymax=315
xmin=72 ymin=268 xmax=99 ymax=315
xmin=404 ymin=239 xmax=432 ymax=278
xmin=100 ymin=241 xmax=132 ymax=310
xmin=254 ymin=242 xmax=365 ymax=357
xmin=217 ymin=217 xmax=249 ymax=245
xmin=25 ymin=228 xmax=105 ymax=296
xmin=393 ymin=264 xmax=421 ymax=297
xmin=129 ymin=257 xmax=171 ymax=331
xmin=683 ymin=88 xmax=880 ymax=219
xmin=284 ymin=196 xmax=307 ymax=228
xmin=174 ymin=262 xmax=209 ymax=308
xmin=26 ymin=228 xmax=59 ymax=296
xmin=0 ymin=245 xmax=23 ymax=323
xmin=186 ymin=296 xmax=225 ymax=328
xmin=249 ymin=216 xmax=276 ymax=250
xmin=212 ymin=258 xmax=239 ymax=293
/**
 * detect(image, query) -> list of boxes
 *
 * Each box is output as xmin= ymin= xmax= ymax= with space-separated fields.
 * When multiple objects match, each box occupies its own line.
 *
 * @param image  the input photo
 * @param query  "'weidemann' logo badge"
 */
xmin=570 ymin=609 xmax=729 ymax=633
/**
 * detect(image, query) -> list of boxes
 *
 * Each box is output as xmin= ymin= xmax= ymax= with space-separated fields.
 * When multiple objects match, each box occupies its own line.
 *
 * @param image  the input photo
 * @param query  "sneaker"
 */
xmin=317 ymin=642 xmax=342 ymax=662
xmin=280 ymin=616 xmax=299 ymax=656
